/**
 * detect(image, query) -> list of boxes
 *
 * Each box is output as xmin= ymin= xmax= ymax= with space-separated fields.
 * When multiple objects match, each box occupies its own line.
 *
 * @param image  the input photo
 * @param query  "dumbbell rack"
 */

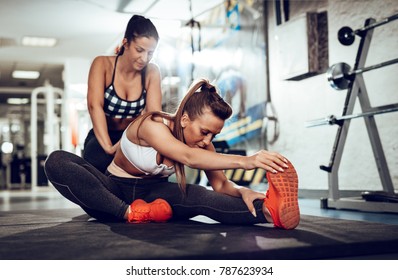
xmin=320 ymin=17 xmax=398 ymax=213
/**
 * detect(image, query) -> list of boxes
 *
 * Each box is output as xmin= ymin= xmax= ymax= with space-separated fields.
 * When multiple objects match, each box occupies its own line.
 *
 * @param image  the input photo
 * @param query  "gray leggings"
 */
xmin=44 ymin=150 xmax=267 ymax=225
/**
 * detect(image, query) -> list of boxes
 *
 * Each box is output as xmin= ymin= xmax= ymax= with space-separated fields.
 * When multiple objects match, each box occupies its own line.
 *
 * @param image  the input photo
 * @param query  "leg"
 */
xmin=44 ymin=150 xmax=128 ymax=221
xmin=144 ymin=181 xmax=267 ymax=225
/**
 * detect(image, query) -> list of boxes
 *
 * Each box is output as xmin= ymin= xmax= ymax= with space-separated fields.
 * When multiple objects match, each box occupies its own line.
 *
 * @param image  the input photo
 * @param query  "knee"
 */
xmin=45 ymin=149 xmax=58 ymax=164
xmin=44 ymin=150 xmax=73 ymax=177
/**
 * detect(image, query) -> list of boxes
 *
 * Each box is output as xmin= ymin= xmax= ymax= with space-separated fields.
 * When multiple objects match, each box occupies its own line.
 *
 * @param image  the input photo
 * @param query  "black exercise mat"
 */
xmin=1 ymin=208 xmax=398 ymax=260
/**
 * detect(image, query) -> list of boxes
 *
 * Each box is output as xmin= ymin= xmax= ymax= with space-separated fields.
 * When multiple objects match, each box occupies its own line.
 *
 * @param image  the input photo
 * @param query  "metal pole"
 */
xmin=30 ymin=86 xmax=45 ymax=191
xmin=356 ymin=13 xmax=398 ymax=35
xmin=351 ymin=57 xmax=398 ymax=76
xmin=45 ymin=82 xmax=55 ymax=154
xmin=30 ymin=83 xmax=63 ymax=190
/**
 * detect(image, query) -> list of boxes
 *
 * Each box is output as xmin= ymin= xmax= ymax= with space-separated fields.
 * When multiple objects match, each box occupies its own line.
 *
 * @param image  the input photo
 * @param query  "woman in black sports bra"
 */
xmin=83 ymin=15 xmax=162 ymax=173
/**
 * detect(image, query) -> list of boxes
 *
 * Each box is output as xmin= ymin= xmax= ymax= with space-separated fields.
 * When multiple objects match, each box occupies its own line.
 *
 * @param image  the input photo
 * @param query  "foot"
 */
xmin=128 ymin=198 xmax=173 ymax=223
xmin=263 ymin=160 xmax=300 ymax=229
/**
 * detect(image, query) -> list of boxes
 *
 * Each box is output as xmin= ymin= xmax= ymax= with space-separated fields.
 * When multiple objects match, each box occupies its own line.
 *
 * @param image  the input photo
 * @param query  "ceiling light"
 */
xmin=12 ymin=70 xmax=40 ymax=79
xmin=1 ymin=142 xmax=13 ymax=154
xmin=22 ymin=36 xmax=57 ymax=47
xmin=7 ymin=98 xmax=30 ymax=105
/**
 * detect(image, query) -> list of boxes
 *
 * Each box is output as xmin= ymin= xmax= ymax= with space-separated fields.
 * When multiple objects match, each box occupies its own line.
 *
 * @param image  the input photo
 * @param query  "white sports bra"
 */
xmin=118 ymin=119 xmax=175 ymax=177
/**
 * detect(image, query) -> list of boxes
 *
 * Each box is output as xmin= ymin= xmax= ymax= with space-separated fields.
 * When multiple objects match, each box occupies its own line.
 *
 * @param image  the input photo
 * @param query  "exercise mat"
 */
xmin=1 ymin=208 xmax=398 ymax=260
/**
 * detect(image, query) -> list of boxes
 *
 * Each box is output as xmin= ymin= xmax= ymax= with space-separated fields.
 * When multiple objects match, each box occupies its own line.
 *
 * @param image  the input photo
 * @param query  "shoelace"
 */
xmin=129 ymin=208 xmax=151 ymax=223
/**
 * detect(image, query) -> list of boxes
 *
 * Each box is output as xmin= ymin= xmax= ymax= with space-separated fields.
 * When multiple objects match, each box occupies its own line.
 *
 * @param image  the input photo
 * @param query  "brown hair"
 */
xmin=135 ymin=78 xmax=232 ymax=194
xmin=119 ymin=15 xmax=159 ymax=55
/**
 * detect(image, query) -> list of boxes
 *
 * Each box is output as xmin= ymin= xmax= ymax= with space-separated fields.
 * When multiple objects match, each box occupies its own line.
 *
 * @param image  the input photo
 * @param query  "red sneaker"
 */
xmin=264 ymin=160 xmax=300 ymax=229
xmin=128 ymin=198 xmax=172 ymax=223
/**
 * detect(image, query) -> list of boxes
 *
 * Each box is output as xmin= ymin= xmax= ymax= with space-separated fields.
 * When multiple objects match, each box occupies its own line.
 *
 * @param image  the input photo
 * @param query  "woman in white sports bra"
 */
xmin=45 ymin=79 xmax=300 ymax=229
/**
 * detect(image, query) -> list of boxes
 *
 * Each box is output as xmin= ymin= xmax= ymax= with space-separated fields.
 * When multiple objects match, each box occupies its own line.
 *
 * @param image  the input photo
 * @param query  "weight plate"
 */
xmin=327 ymin=62 xmax=352 ymax=90
xmin=338 ymin=26 xmax=355 ymax=46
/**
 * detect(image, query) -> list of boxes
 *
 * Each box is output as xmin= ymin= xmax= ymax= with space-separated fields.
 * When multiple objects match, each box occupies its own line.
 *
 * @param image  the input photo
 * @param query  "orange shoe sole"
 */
xmin=264 ymin=160 xmax=300 ymax=229
xmin=128 ymin=198 xmax=172 ymax=223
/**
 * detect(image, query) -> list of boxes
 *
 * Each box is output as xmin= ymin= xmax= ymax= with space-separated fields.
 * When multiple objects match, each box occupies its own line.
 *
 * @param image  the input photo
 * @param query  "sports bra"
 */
xmin=119 ymin=120 xmax=175 ymax=177
xmin=103 ymin=55 xmax=146 ymax=119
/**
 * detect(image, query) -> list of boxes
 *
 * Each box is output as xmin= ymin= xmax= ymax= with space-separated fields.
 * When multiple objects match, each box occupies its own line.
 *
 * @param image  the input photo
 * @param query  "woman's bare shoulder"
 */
xmin=91 ymin=56 xmax=116 ymax=69
xmin=146 ymin=62 xmax=161 ymax=75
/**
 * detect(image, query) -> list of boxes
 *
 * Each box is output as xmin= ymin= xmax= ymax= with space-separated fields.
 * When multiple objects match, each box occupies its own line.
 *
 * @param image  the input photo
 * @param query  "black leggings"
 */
xmin=44 ymin=150 xmax=267 ymax=225
xmin=82 ymin=129 xmax=123 ymax=173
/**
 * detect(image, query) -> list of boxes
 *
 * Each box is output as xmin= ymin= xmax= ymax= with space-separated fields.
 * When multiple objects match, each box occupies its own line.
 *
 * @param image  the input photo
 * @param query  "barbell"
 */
xmin=327 ymin=57 xmax=398 ymax=90
xmin=305 ymin=106 xmax=398 ymax=127
xmin=338 ymin=13 xmax=398 ymax=46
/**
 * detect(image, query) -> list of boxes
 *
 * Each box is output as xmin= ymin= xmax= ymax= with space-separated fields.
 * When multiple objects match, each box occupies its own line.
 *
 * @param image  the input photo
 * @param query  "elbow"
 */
xmin=87 ymin=106 xmax=93 ymax=116
xmin=87 ymin=102 xmax=96 ymax=114
xmin=87 ymin=103 xmax=103 ymax=117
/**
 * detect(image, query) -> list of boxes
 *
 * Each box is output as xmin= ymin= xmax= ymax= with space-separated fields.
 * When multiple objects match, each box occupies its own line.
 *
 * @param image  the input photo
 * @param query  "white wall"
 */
xmin=266 ymin=0 xmax=398 ymax=191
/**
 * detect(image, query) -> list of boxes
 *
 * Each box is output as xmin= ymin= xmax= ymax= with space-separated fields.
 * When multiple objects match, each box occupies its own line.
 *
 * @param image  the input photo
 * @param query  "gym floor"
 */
xmin=2 ymin=186 xmax=398 ymax=261
xmin=1 ymin=187 xmax=398 ymax=226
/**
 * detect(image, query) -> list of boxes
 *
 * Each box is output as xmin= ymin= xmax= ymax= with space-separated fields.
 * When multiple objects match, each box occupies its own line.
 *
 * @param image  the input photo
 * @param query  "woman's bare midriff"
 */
xmin=113 ymin=148 xmax=144 ymax=176
xmin=107 ymin=117 xmax=134 ymax=131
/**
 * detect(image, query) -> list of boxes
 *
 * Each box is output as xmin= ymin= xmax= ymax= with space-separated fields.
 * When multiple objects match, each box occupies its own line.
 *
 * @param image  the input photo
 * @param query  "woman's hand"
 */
xmin=239 ymin=187 xmax=266 ymax=217
xmin=246 ymin=150 xmax=289 ymax=174
xmin=104 ymin=141 xmax=120 ymax=156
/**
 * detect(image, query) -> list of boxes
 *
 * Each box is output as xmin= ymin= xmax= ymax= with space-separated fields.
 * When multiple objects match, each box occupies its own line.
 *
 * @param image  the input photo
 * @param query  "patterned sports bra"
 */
xmin=103 ymin=55 xmax=146 ymax=119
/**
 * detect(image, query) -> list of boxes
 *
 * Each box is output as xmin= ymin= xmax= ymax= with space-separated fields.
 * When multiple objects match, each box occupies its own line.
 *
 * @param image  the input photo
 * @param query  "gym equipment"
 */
xmin=30 ymin=81 xmax=63 ymax=190
xmin=306 ymin=104 xmax=398 ymax=127
xmin=361 ymin=191 xmax=398 ymax=203
xmin=327 ymin=58 xmax=398 ymax=90
xmin=310 ymin=16 xmax=398 ymax=213
xmin=338 ymin=13 xmax=398 ymax=45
